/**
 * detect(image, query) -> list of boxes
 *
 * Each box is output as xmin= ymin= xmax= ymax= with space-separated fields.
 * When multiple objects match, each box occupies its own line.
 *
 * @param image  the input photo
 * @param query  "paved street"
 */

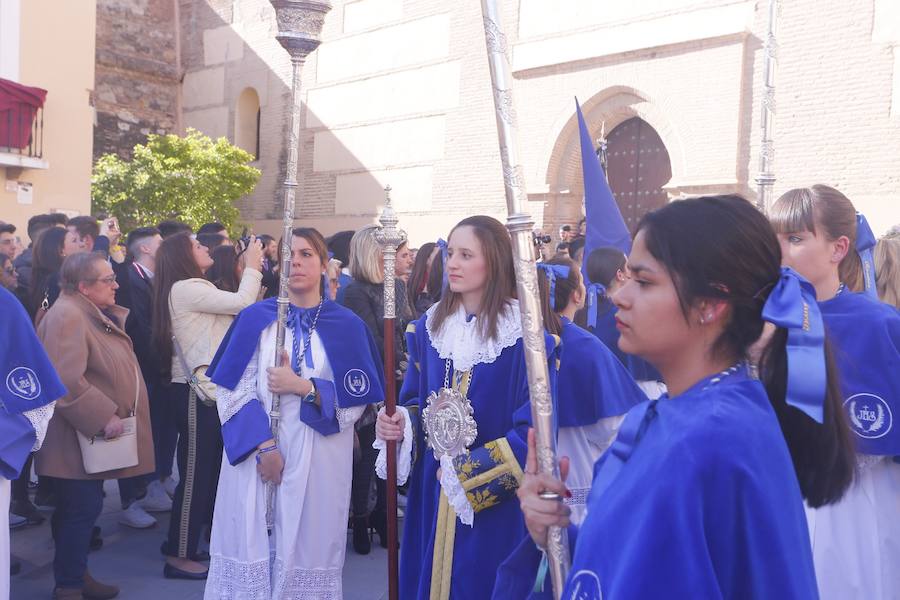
xmin=10 ymin=481 xmax=389 ymax=600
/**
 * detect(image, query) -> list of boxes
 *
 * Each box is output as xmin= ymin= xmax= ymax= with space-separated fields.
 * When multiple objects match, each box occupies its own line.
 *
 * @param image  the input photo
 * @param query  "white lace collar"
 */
xmin=425 ymin=300 xmax=522 ymax=372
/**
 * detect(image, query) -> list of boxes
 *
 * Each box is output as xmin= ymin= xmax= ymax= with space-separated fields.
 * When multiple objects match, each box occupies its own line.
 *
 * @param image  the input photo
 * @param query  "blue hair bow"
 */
xmin=761 ymin=267 xmax=826 ymax=423
xmin=856 ymin=213 xmax=877 ymax=299
xmin=436 ymin=238 xmax=449 ymax=290
xmin=536 ymin=263 xmax=571 ymax=310
xmin=585 ymin=282 xmax=607 ymax=328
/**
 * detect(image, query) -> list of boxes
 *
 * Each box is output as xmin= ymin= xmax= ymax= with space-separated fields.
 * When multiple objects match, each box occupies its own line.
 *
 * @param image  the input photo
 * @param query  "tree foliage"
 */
xmin=92 ymin=129 xmax=260 ymax=234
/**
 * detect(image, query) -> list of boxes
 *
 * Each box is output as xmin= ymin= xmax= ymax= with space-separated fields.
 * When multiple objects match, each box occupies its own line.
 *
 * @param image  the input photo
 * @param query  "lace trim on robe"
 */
xmin=374 ymin=405 xmax=415 ymax=485
xmin=272 ymin=558 xmax=342 ymax=600
xmin=23 ymin=402 xmax=55 ymax=452
xmin=425 ymin=301 xmax=522 ymax=372
xmin=217 ymin=349 xmax=260 ymax=426
xmin=336 ymin=404 xmax=365 ymax=432
xmin=206 ymin=554 xmax=270 ymax=600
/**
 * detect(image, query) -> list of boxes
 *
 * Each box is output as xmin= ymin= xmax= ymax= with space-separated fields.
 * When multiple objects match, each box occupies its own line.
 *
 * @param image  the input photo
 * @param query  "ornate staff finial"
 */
xmin=266 ymin=0 xmax=332 ymax=531
xmin=755 ymin=0 xmax=779 ymax=213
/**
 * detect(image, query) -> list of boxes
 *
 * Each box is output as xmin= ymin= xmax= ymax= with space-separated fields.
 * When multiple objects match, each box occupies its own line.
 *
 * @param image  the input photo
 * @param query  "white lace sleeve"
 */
xmin=374 ymin=406 xmax=414 ymax=485
xmin=216 ymin=349 xmax=260 ymax=425
xmin=23 ymin=402 xmax=56 ymax=452
xmin=336 ymin=404 xmax=365 ymax=432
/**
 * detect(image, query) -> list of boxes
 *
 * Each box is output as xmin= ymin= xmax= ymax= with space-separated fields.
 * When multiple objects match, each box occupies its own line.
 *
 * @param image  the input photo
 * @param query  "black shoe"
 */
xmin=352 ymin=516 xmax=371 ymax=555
xmin=163 ymin=563 xmax=208 ymax=580
xmin=370 ymin=509 xmax=389 ymax=549
xmin=191 ymin=551 xmax=210 ymax=562
xmin=10 ymin=499 xmax=45 ymax=526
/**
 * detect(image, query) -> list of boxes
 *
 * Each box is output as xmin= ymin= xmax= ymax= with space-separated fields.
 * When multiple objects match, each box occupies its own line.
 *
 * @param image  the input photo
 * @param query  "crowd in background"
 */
xmin=1 ymin=201 xmax=898 ymax=599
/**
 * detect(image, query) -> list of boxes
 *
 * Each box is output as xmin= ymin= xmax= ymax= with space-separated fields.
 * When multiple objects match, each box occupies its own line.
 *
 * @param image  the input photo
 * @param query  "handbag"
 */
xmin=172 ymin=335 xmax=217 ymax=407
xmin=77 ymin=364 xmax=140 ymax=474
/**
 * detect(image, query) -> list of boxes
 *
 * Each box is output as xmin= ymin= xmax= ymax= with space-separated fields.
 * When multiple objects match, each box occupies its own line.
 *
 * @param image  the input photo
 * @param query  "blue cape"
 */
xmin=496 ymin=369 xmax=818 ymax=599
xmin=207 ymin=298 xmax=384 ymax=408
xmin=1 ymin=287 xmax=65 ymax=415
xmin=820 ymin=291 xmax=900 ymax=455
xmin=557 ymin=319 xmax=646 ymax=426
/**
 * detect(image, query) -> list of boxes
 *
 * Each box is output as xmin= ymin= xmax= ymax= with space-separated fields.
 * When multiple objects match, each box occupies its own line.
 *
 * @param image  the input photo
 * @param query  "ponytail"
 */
xmin=758 ymin=329 xmax=856 ymax=507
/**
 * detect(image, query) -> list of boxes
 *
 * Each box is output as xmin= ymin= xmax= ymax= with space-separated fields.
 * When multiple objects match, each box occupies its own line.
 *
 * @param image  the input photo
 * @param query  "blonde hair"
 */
xmin=348 ymin=225 xmax=383 ymax=284
xmin=875 ymin=234 xmax=900 ymax=308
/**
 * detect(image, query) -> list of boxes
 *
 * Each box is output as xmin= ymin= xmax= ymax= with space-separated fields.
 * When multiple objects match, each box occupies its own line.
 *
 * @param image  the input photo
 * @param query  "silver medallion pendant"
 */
xmin=423 ymin=386 xmax=477 ymax=459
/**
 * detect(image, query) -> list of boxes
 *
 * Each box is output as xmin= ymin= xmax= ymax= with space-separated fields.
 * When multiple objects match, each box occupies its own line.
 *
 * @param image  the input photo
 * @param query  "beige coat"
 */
xmin=35 ymin=292 xmax=154 ymax=480
xmin=169 ymin=269 xmax=261 ymax=383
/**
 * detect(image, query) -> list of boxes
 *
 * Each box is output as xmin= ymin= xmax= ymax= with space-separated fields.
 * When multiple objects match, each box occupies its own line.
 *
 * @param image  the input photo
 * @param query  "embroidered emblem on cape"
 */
xmin=6 ymin=367 xmax=41 ymax=401
xmin=845 ymin=393 xmax=892 ymax=439
xmin=568 ymin=570 xmax=603 ymax=600
xmin=343 ymin=369 xmax=370 ymax=397
xmin=423 ymin=387 xmax=477 ymax=458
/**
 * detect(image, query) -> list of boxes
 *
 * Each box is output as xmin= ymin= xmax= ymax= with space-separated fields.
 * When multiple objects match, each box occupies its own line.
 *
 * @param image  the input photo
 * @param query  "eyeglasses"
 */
xmin=88 ymin=274 xmax=117 ymax=285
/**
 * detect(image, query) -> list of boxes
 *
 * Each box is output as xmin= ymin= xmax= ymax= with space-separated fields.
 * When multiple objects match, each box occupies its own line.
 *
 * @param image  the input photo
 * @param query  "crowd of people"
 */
xmin=1 ymin=183 xmax=898 ymax=600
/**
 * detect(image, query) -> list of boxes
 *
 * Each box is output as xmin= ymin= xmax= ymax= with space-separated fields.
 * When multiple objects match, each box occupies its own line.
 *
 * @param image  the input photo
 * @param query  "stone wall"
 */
xmin=93 ymin=0 xmax=179 ymax=161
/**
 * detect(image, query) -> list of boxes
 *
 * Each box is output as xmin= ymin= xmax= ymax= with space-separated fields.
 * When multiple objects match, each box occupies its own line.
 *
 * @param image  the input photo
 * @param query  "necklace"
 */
xmin=290 ymin=299 xmax=324 ymax=374
xmin=835 ymin=282 xmax=847 ymax=297
xmin=701 ymin=362 xmax=743 ymax=391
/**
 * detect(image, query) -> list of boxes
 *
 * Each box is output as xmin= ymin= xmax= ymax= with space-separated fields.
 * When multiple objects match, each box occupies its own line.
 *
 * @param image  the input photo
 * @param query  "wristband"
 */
xmin=255 ymin=444 xmax=279 ymax=463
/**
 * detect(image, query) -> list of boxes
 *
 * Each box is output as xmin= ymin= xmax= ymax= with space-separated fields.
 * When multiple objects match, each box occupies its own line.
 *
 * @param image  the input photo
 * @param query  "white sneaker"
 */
xmin=119 ymin=504 xmax=157 ymax=529
xmin=139 ymin=482 xmax=173 ymax=513
xmin=9 ymin=513 xmax=26 ymax=529
xmin=162 ymin=476 xmax=177 ymax=498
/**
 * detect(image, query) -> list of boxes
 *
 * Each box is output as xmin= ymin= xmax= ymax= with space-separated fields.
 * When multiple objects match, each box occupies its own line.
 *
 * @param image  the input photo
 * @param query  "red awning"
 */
xmin=0 ymin=77 xmax=47 ymax=151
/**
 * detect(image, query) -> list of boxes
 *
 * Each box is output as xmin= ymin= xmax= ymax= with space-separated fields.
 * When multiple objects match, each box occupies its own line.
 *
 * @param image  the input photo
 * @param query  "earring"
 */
xmin=699 ymin=315 xmax=706 ymax=325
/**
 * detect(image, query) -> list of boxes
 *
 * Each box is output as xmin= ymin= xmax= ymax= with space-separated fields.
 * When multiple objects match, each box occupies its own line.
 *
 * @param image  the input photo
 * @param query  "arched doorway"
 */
xmin=235 ymin=87 xmax=260 ymax=159
xmin=606 ymin=117 xmax=672 ymax=232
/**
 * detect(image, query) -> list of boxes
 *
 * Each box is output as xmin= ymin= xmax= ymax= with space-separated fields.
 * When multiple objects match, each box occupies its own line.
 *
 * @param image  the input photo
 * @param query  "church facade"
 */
xmin=94 ymin=0 xmax=900 ymax=245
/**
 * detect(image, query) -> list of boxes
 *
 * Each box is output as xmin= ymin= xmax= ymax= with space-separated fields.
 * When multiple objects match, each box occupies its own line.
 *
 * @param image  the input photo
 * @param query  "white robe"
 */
xmin=204 ymin=323 xmax=364 ymax=600
xmin=805 ymin=454 xmax=900 ymax=600
xmin=559 ymin=416 xmax=624 ymax=526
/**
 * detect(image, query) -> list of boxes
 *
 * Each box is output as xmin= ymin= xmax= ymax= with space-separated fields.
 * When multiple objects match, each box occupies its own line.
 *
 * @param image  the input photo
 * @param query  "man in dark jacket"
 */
xmin=115 ymin=227 xmax=176 ymax=528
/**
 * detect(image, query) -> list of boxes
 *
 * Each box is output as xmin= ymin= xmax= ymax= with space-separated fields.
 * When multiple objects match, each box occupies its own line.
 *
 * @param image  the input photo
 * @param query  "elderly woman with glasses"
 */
xmin=35 ymin=252 xmax=154 ymax=600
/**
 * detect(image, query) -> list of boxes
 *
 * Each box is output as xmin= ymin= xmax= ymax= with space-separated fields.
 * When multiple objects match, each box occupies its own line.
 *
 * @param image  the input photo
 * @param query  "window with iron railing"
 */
xmin=0 ymin=102 xmax=43 ymax=158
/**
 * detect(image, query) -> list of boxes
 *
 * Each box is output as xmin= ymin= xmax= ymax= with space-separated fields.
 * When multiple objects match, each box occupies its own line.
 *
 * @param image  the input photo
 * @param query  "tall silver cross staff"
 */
xmin=266 ymin=0 xmax=332 ymax=530
xmin=479 ymin=1 xmax=571 ymax=597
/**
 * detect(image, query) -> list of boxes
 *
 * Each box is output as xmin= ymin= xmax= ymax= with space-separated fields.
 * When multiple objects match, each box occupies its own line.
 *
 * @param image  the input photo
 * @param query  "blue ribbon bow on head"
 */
xmin=584 ymin=282 xmax=607 ymax=328
xmin=436 ymin=238 xmax=449 ymax=290
xmin=856 ymin=213 xmax=878 ymax=299
xmin=536 ymin=263 xmax=571 ymax=310
xmin=288 ymin=306 xmax=317 ymax=371
xmin=761 ymin=267 xmax=826 ymax=423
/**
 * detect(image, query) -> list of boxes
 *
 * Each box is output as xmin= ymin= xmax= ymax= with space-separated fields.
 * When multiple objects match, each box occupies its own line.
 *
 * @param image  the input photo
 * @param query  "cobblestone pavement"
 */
xmin=10 ymin=480 xmax=389 ymax=600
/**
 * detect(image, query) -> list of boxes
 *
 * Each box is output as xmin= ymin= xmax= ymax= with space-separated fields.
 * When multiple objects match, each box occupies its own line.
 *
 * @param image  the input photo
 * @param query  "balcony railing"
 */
xmin=0 ymin=102 xmax=43 ymax=158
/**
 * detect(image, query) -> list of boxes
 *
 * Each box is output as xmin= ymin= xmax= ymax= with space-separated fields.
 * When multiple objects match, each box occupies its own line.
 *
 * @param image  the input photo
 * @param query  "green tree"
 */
xmin=92 ymin=129 xmax=260 ymax=234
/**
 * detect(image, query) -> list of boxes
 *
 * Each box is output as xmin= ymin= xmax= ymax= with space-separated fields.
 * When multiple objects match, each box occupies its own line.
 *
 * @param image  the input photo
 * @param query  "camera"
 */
xmin=532 ymin=231 xmax=552 ymax=247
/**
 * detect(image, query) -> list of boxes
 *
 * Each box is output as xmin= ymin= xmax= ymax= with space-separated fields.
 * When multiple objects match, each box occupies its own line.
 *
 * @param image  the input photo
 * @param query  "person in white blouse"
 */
xmin=151 ymin=232 xmax=263 ymax=580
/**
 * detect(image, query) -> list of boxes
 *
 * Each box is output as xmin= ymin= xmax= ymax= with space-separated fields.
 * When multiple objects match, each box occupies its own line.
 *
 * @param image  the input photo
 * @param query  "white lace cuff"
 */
xmin=374 ymin=406 xmax=413 ymax=485
xmin=440 ymin=453 xmax=474 ymax=526
xmin=23 ymin=402 xmax=55 ymax=452
xmin=217 ymin=349 xmax=260 ymax=425
xmin=337 ymin=404 xmax=365 ymax=432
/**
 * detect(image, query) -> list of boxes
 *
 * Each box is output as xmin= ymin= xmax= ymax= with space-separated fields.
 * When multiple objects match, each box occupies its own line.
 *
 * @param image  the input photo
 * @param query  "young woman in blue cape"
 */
xmin=375 ymin=215 xmax=559 ymax=600
xmin=0 ymin=286 xmax=64 ymax=600
xmin=202 ymin=228 xmax=384 ymax=599
xmin=504 ymin=195 xmax=856 ymax=600
xmin=771 ymin=185 xmax=900 ymax=600
xmin=535 ymin=256 xmax=646 ymax=525
xmin=578 ymin=247 xmax=666 ymax=399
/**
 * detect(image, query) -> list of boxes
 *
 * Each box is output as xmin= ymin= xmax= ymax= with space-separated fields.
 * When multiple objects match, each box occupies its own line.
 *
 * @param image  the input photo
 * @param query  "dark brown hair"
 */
xmin=770 ymin=185 xmax=864 ymax=291
xmin=407 ymin=241 xmax=437 ymax=312
xmin=151 ymin=233 xmax=205 ymax=377
xmin=638 ymin=195 xmax=855 ymax=507
xmin=67 ymin=215 xmax=100 ymax=241
xmin=429 ymin=216 xmax=516 ymax=341
xmin=537 ymin=256 xmax=581 ymax=336
xmin=28 ymin=226 xmax=67 ymax=318
xmin=207 ymin=244 xmax=241 ymax=293
xmin=585 ymin=247 xmax=627 ymax=286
